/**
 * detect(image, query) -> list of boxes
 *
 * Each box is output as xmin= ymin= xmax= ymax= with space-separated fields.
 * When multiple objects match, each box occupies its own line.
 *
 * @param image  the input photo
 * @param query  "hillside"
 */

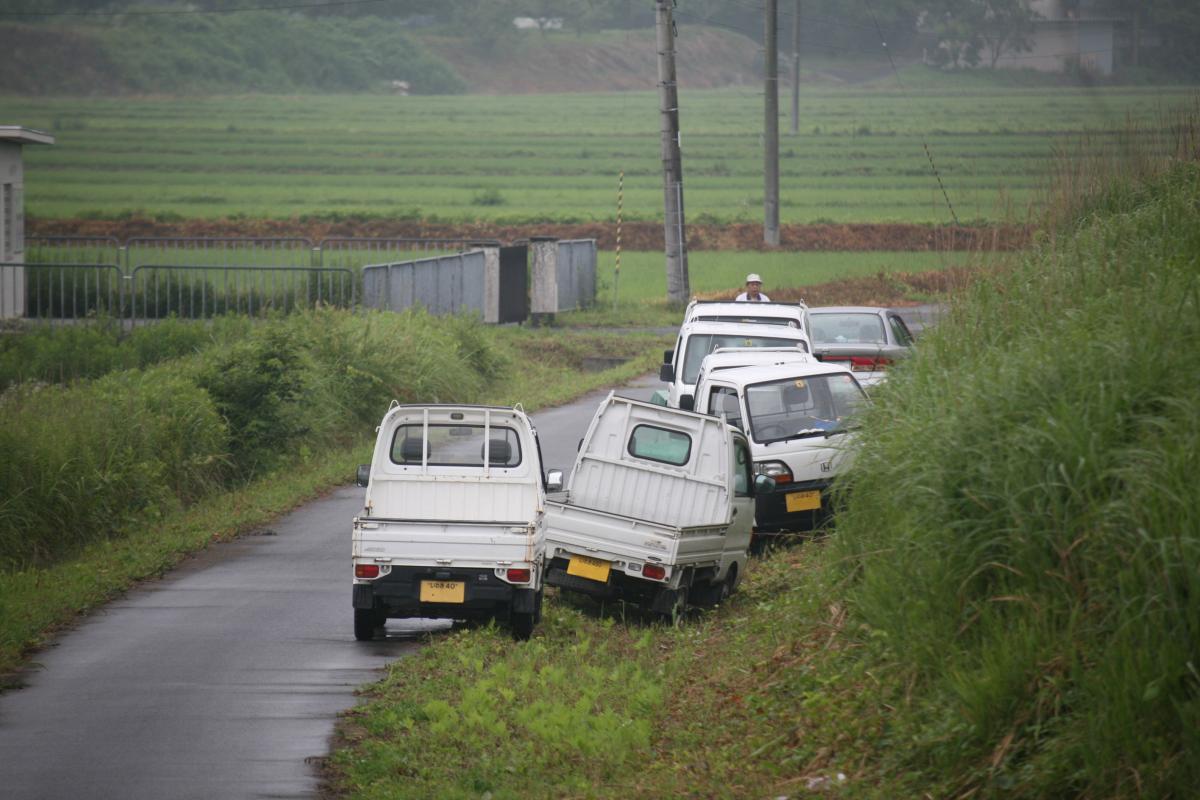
xmin=0 ymin=19 xmax=761 ymax=96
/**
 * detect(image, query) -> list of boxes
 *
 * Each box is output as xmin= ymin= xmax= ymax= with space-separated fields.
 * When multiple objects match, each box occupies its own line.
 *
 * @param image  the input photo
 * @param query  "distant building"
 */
xmin=513 ymin=16 xmax=563 ymax=31
xmin=990 ymin=0 xmax=1130 ymax=76
xmin=0 ymin=126 xmax=55 ymax=319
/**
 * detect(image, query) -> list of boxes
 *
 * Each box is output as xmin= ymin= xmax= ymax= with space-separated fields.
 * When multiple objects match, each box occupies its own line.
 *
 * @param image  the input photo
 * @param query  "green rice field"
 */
xmin=2 ymin=84 xmax=1193 ymax=224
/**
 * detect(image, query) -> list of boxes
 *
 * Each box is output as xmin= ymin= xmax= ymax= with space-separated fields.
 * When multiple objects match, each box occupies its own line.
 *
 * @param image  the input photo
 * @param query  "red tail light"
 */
xmin=355 ymin=564 xmax=380 ymax=579
xmin=847 ymin=356 xmax=892 ymax=371
xmin=642 ymin=564 xmax=667 ymax=581
xmin=506 ymin=568 xmax=531 ymax=583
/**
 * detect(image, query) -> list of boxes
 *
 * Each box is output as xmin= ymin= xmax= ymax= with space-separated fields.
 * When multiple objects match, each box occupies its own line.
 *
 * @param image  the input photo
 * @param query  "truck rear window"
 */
xmin=390 ymin=424 xmax=522 ymax=468
xmin=628 ymin=424 xmax=691 ymax=466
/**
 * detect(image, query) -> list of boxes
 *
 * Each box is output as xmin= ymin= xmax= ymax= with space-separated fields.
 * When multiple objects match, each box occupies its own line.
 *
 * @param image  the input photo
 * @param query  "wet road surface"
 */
xmin=0 ymin=373 xmax=659 ymax=800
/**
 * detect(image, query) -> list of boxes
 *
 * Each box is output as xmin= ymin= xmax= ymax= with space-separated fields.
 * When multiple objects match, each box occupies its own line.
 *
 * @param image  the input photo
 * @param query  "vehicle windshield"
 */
xmin=682 ymin=334 xmax=802 ymax=384
xmin=745 ymin=373 xmax=868 ymax=443
xmin=692 ymin=315 xmax=799 ymax=327
xmin=810 ymin=313 xmax=886 ymax=345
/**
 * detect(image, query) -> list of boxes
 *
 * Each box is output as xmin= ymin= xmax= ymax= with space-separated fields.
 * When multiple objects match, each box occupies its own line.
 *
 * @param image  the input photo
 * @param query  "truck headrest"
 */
xmin=483 ymin=439 xmax=512 ymax=465
xmin=399 ymin=437 xmax=429 ymax=463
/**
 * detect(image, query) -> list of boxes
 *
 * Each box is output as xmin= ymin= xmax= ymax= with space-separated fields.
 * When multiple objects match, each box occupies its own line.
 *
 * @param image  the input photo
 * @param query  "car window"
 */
xmin=628 ymin=424 xmax=691 ymax=466
xmin=744 ymin=373 xmax=868 ymax=443
xmin=681 ymin=333 xmax=802 ymax=384
xmin=707 ymin=386 xmax=743 ymax=430
xmin=390 ymin=424 xmax=522 ymax=468
xmin=889 ymin=314 xmax=914 ymax=346
xmin=810 ymin=313 xmax=887 ymax=345
xmin=733 ymin=439 xmax=752 ymax=497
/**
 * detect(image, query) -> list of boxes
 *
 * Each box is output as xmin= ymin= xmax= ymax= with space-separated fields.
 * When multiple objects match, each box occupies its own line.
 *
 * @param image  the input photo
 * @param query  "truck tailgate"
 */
xmin=354 ymin=519 xmax=539 ymax=568
xmin=543 ymin=499 xmax=729 ymax=568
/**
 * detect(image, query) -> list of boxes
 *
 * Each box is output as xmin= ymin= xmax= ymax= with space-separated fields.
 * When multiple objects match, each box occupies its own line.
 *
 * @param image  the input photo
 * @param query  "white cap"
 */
xmin=746 ymin=273 xmax=762 ymax=284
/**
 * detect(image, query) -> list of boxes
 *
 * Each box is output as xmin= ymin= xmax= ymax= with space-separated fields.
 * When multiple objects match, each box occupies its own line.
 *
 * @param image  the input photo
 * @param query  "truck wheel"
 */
xmin=354 ymin=608 xmax=377 ymax=641
xmin=655 ymin=586 xmax=689 ymax=627
xmin=511 ymin=612 xmax=535 ymax=641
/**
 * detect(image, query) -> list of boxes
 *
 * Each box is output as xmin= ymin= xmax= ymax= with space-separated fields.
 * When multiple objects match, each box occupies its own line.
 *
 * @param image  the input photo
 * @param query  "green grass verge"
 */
xmin=5 ymin=86 xmax=1195 ymax=224
xmin=326 ymin=119 xmax=1200 ymax=798
xmin=0 ymin=323 xmax=667 ymax=679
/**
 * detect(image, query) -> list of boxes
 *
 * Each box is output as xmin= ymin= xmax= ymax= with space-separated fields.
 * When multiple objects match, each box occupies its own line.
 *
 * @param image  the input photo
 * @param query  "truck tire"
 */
xmin=354 ymin=608 xmax=378 ymax=641
xmin=694 ymin=570 xmax=734 ymax=608
xmin=654 ymin=585 xmax=689 ymax=626
xmin=510 ymin=590 xmax=542 ymax=641
xmin=511 ymin=612 xmax=535 ymax=641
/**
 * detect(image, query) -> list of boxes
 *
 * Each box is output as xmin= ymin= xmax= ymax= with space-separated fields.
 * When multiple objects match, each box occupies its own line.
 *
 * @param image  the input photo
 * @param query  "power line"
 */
xmin=862 ymin=0 xmax=960 ymax=225
xmin=0 ymin=0 xmax=392 ymax=17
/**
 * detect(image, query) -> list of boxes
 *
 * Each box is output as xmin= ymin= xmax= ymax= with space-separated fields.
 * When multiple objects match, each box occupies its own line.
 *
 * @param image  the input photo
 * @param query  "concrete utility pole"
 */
xmin=790 ymin=0 xmax=800 ymax=136
xmin=764 ymin=0 xmax=780 ymax=246
xmin=656 ymin=0 xmax=690 ymax=303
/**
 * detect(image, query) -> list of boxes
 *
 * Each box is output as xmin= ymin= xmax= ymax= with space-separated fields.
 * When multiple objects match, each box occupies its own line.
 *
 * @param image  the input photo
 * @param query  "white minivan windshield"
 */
xmin=682 ymin=334 xmax=804 ymax=384
xmin=744 ymin=373 xmax=867 ymax=443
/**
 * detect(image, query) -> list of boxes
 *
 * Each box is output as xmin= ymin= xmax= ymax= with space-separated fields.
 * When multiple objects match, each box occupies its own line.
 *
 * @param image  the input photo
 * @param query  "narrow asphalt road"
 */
xmin=0 ymin=374 xmax=660 ymax=800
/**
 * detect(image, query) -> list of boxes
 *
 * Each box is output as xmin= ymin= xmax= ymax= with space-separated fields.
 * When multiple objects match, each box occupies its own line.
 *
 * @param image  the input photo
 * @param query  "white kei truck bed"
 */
xmin=352 ymin=404 xmax=550 ymax=641
xmin=543 ymin=393 xmax=768 ymax=618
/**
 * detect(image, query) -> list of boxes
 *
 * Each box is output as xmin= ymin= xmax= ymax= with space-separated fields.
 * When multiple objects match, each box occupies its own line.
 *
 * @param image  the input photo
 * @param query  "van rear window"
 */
xmin=390 ymin=424 xmax=522 ymax=468
xmin=628 ymin=424 xmax=691 ymax=466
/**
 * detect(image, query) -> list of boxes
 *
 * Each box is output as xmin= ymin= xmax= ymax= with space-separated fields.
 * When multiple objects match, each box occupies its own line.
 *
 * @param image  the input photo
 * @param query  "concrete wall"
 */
xmin=992 ymin=20 xmax=1115 ymax=74
xmin=0 ymin=141 xmax=25 ymax=318
xmin=361 ymin=250 xmax=487 ymax=317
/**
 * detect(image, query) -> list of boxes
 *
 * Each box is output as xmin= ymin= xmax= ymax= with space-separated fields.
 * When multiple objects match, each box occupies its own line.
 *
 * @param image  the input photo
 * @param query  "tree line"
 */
xmin=9 ymin=0 xmax=1200 ymax=74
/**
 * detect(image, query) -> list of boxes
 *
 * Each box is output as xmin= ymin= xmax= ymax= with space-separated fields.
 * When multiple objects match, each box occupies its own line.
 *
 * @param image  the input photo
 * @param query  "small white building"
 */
xmin=991 ymin=0 xmax=1125 ymax=76
xmin=0 ymin=126 xmax=55 ymax=319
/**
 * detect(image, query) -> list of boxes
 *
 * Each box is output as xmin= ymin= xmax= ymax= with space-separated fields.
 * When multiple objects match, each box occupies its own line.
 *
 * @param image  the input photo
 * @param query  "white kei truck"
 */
xmin=352 ymin=403 xmax=560 ymax=641
xmin=691 ymin=356 xmax=869 ymax=540
xmin=542 ymin=393 xmax=775 ymax=620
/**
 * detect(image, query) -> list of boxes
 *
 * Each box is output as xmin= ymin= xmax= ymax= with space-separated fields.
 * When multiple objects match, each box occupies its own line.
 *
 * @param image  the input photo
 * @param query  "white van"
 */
xmin=692 ymin=360 xmax=869 ymax=540
xmin=684 ymin=299 xmax=811 ymax=334
xmin=352 ymin=404 xmax=557 ymax=641
xmin=656 ymin=320 xmax=811 ymax=408
xmin=542 ymin=393 xmax=772 ymax=619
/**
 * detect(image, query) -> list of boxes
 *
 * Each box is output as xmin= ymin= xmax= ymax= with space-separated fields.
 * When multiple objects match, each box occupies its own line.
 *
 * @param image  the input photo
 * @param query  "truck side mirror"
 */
xmin=663 ymin=349 xmax=674 ymax=363
xmin=659 ymin=363 xmax=675 ymax=382
xmin=546 ymin=469 xmax=564 ymax=493
xmin=356 ymin=465 xmax=371 ymax=488
xmin=678 ymin=394 xmax=694 ymax=411
xmin=754 ymin=474 xmax=777 ymax=495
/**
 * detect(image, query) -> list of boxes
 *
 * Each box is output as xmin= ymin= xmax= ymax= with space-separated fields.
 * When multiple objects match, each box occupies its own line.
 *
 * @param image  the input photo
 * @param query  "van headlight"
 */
xmin=754 ymin=460 xmax=793 ymax=484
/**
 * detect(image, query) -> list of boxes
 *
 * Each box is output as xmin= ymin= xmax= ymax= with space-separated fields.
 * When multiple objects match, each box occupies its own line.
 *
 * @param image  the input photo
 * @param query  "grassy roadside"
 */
xmin=0 ymin=327 xmax=667 ymax=681
xmin=325 ymin=122 xmax=1199 ymax=797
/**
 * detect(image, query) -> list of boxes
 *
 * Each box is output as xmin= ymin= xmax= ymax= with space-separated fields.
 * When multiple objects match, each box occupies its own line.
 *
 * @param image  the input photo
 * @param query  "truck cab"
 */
xmin=693 ymin=360 xmax=869 ymax=539
xmin=656 ymin=320 xmax=811 ymax=408
xmin=352 ymin=404 xmax=556 ymax=641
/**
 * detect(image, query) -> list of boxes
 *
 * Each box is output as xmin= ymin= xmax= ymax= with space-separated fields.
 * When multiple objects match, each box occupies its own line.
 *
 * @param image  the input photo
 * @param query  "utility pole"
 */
xmin=656 ymin=0 xmax=690 ymax=303
xmin=790 ymin=0 xmax=800 ymax=136
xmin=764 ymin=0 xmax=780 ymax=246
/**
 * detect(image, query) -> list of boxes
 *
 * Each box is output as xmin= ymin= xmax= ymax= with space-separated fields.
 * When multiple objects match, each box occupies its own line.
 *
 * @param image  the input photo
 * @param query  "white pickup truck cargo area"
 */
xmin=543 ymin=393 xmax=768 ymax=618
xmin=352 ymin=404 xmax=550 ymax=640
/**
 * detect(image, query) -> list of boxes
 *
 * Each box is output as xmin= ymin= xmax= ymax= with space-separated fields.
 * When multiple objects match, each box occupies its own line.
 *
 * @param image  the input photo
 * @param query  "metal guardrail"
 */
xmin=1 ymin=262 xmax=124 ymax=323
xmin=317 ymin=237 xmax=496 ymax=269
xmin=125 ymin=237 xmax=316 ymax=269
xmin=25 ymin=236 xmax=122 ymax=266
xmin=10 ymin=236 xmax=589 ymax=323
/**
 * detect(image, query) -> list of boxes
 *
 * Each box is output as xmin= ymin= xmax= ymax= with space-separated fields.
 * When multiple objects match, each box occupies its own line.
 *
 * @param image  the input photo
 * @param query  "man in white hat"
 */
xmin=735 ymin=273 xmax=770 ymax=302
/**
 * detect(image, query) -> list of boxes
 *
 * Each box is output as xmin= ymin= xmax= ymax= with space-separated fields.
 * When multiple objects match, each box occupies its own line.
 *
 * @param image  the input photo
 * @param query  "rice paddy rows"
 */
xmin=2 ymin=85 xmax=1192 ymax=223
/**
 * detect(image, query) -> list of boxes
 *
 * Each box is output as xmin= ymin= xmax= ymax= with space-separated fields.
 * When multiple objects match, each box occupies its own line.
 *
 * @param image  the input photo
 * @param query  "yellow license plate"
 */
xmin=785 ymin=490 xmax=822 ymax=513
xmin=420 ymin=580 xmax=465 ymax=603
xmin=566 ymin=555 xmax=611 ymax=583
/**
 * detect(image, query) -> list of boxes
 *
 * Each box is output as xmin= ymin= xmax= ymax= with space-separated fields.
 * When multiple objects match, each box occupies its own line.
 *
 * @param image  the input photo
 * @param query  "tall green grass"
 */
xmin=0 ymin=308 xmax=504 ymax=570
xmin=828 ymin=127 xmax=1200 ymax=795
